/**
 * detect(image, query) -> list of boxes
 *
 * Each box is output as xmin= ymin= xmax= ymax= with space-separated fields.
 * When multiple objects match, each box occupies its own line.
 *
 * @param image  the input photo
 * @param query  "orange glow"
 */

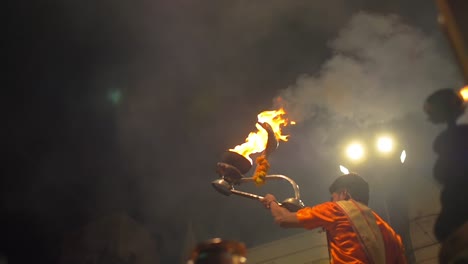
xmin=460 ymin=85 xmax=468 ymax=101
xmin=229 ymin=108 xmax=292 ymax=163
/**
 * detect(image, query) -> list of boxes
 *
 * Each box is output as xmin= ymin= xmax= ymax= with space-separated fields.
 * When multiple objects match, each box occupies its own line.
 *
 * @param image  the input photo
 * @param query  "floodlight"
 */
xmin=377 ymin=136 xmax=394 ymax=153
xmin=346 ymin=143 xmax=364 ymax=160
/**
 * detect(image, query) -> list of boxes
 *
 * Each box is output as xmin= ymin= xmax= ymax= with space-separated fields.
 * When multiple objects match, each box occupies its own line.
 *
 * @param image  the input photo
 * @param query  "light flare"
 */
xmin=460 ymin=85 xmax=468 ymax=102
xmin=229 ymin=108 xmax=292 ymax=163
xmin=377 ymin=136 xmax=394 ymax=153
xmin=340 ymin=165 xmax=350 ymax=174
xmin=400 ymin=150 xmax=407 ymax=164
xmin=346 ymin=143 xmax=365 ymax=161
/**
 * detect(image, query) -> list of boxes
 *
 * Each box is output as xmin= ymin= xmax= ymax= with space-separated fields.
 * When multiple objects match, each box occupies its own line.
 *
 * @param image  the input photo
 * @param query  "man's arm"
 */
xmin=262 ymin=194 xmax=302 ymax=228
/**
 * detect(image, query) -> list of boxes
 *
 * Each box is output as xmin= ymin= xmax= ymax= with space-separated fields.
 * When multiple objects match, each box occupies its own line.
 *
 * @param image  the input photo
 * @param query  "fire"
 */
xmin=229 ymin=108 xmax=292 ymax=163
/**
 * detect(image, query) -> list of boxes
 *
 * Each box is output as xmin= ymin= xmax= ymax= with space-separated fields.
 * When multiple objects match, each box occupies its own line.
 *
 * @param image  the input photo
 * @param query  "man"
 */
xmin=261 ymin=173 xmax=407 ymax=264
xmin=424 ymin=88 xmax=468 ymax=263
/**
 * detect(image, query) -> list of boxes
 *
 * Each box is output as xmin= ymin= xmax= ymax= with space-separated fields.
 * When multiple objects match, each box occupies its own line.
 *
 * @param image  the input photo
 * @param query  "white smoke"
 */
xmin=279 ymin=12 xmax=462 ymax=125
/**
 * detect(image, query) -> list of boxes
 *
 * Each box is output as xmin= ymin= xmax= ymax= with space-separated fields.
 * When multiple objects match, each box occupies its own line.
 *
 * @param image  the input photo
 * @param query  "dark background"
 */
xmin=4 ymin=1 xmax=464 ymax=263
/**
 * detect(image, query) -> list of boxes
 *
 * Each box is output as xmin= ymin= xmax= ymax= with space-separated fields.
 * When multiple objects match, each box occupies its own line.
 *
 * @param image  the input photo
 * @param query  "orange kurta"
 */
xmin=297 ymin=201 xmax=407 ymax=264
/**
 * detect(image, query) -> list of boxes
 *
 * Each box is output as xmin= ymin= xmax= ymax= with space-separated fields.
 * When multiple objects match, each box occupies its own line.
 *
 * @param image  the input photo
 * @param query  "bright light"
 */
xmin=346 ymin=143 xmax=364 ymax=160
xmin=460 ymin=86 xmax=468 ymax=102
xmin=400 ymin=150 xmax=407 ymax=163
xmin=377 ymin=136 xmax=394 ymax=153
xmin=339 ymin=165 xmax=349 ymax=174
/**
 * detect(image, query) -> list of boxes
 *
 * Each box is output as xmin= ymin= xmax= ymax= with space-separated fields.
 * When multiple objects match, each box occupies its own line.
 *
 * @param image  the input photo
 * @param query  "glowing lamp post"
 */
xmin=377 ymin=136 xmax=394 ymax=153
xmin=339 ymin=133 xmax=407 ymax=224
xmin=346 ymin=143 xmax=365 ymax=161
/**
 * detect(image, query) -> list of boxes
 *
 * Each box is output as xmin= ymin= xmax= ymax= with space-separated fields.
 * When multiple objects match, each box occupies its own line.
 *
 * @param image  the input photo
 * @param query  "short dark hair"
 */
xmin=329 ymin=173 xmax=369 ymax=205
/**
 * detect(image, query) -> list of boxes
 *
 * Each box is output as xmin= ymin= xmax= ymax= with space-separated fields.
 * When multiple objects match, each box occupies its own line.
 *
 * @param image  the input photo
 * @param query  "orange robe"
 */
xmin=297 ymin=201 xmax=407 ymax=264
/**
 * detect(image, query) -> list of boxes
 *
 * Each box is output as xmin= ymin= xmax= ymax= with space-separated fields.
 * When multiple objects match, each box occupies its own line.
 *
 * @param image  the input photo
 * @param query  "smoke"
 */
xmin=279 ymin=12 xmax=461 ymax=126
xmin=274 ymin=13 xmax=462 ymax=234
xmin=114 ymin=9 xmax=463 ymax=262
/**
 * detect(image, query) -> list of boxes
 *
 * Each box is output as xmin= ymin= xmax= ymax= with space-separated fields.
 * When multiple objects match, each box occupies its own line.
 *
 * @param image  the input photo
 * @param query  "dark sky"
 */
xmin=4 ymin=0 xmax=465 ymax=263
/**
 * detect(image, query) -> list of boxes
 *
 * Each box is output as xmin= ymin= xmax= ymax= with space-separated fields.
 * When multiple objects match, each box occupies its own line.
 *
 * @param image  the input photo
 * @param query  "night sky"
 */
xmin=4 ymin=1 xmax=465 ymax=263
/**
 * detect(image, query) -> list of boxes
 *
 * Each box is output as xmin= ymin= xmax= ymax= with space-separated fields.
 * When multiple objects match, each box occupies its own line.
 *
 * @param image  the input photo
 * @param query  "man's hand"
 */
xmin=261 ymin=194 xmax=278 ymax=209
xmin=261 ymin=193 xmax=302 ymax=228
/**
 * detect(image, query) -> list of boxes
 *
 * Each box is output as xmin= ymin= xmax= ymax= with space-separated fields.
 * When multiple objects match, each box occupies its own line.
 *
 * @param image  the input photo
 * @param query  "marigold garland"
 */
xmin=253 ymin=155 xmax=270 ymax=186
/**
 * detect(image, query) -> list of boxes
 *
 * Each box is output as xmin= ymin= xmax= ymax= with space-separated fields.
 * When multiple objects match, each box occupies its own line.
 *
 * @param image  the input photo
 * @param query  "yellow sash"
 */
xmin=336 ymin=200 xmax=386 ymax=264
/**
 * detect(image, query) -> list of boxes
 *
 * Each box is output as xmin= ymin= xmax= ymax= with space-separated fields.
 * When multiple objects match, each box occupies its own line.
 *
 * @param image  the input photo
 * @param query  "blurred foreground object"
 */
xmin=437 ymin=0 xmax=468 ymax=82
xmin=424 ymin=87 xmax=468 ymax=263
xmin=187 ymin=238 xmax=247 ymax=264
xmin=439 ymin=222 xmax=468 ymax=264
xmin=435 ymin=1 xmax=468 ymax=262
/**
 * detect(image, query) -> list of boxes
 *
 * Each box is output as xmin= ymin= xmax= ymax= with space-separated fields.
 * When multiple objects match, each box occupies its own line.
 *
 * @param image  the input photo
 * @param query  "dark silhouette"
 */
xmin=424 ymin=88 xmax=468 ymax=263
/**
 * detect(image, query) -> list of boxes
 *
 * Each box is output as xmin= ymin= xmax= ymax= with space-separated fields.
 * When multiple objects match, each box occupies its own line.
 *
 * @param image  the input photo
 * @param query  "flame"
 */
xmin=229 ymin=108 xmax=292 ymax=163
xmin=460 ymin=85 xmax=468 ymax=102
